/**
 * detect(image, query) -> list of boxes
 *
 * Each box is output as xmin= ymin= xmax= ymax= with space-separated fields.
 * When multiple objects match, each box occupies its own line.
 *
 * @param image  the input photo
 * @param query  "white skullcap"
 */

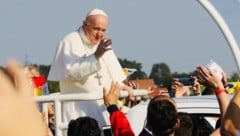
xmin=86 ymin=8 xmax=108 ymax=18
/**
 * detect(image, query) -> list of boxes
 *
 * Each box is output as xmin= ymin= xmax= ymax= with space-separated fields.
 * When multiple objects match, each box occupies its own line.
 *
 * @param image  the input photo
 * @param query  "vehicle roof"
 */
xmin=126 ymin=94 xmax=233 ymax=135
xmin=174 ymin=95 xmax=221 ymax=114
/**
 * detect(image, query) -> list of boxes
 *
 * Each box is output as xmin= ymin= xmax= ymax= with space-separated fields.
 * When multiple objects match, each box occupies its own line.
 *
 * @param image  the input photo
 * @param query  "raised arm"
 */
xmin=103 ymin=81 xmax=135 ymax=136
xmin=196 ymin=65 xmax=229 ymax=119
xmin=220 ymin=89 xmax=240 ymax=135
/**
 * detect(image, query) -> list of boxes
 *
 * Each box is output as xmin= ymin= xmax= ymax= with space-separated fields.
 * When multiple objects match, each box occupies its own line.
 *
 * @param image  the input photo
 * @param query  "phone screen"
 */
xmin=102 ymin=126 xmax=112 ymax=136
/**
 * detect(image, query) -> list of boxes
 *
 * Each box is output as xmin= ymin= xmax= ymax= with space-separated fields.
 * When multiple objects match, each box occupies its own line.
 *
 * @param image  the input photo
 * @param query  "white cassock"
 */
xmin=48 ymin=28 xmax=126 ymax=128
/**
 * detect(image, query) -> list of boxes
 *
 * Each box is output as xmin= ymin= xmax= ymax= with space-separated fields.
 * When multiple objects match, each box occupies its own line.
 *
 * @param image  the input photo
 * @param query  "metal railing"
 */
xmin=34 ymin=89 xmax=148 ymax=136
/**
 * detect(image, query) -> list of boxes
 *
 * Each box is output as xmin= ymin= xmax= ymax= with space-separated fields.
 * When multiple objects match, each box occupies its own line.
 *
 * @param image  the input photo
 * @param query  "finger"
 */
xmin=196 ymin=66 xmax=209 ymax=81
xmin=104 ymin=48 xmax=112 ymax=52
xmin=129 ymin=81 xmax=137 ymax=89
xmin=196 ymin=69 xmax=204 ymax=81
xmin=114 ymin=82 xmax=120 ymax=97
xmin=0 ymin=67 xmax=15 ymax=95
xmin=127 ymin=81 xmax=133 ymax=87
xmin=101 ymin=39 xmax=112 ymax=48
xmin=132 ymin=82 xmax=138 ymax=89
xmin=103 ymin=86 xmax=108 ymax=98
xmin=136 ymin=83 xmax=140 ymax=89
xmin=112 ymin=81 xmax=119 ymax=95
xmin=198 ymin=66 xmax=209 ymax=78
xmin=103 ymin=39 xmax=112 ymax=45
xmin=6 ymin=60 xmax=33 ymax=96
xmin=109 ymin=81 xmax=115 ymax=93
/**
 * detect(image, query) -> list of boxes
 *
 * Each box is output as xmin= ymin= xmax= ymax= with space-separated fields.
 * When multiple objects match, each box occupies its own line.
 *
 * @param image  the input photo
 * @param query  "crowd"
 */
xmin=1 ymin=60 xmax=240 ymax=136
xmin=1 ymin=8 xmax=240 ymax=136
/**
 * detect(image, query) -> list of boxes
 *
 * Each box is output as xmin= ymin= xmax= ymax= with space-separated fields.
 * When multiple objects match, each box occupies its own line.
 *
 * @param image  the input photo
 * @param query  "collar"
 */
xmin=78 ymin=27 xmax=97 ymax=47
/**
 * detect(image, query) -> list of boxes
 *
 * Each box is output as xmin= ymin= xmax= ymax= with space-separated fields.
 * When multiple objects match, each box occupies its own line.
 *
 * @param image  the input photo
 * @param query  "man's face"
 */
xmin=83 ymin=15 xmax=108 ymax=45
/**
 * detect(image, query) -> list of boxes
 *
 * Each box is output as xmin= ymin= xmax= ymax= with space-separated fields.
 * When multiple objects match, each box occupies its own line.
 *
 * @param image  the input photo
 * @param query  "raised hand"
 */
xmin=0 ymin=60 xmax=45 ymax=136
xmin=103 ymin=81 xmax=120 ymax=107
xmin=94 ymin=38 xmax=112 ymax=59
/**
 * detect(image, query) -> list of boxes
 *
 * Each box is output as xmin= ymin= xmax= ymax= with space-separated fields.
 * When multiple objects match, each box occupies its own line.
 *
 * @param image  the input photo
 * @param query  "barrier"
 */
xmin=34 ymin=89 xmax=148 ymax=136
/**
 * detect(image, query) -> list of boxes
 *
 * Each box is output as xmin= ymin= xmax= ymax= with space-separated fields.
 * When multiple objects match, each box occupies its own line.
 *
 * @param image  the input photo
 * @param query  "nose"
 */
xmin=96 ymin=30 xmax=105 ymax=38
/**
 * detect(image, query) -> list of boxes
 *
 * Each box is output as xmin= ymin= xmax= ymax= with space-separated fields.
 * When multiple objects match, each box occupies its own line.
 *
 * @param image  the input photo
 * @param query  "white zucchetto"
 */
xmin=86 ymin=8 xmax=108 ymax=18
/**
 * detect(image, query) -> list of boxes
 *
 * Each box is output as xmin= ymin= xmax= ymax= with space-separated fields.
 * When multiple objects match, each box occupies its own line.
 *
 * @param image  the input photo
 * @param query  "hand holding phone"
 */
xmin=178 ymin=77 xmax=194 ymax=86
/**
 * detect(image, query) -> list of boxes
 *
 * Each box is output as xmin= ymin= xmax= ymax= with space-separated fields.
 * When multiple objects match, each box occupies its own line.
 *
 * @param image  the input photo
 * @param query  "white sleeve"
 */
xmin=67 ymin=54 xmax=101 ymax=80
xmin=48 ymin=34 xmax=102 ymax=81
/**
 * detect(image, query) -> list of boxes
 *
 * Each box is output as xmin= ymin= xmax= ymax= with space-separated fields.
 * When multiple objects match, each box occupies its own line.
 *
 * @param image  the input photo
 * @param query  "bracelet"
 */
xmin=215 ymin=89 xmax=226 ymax=96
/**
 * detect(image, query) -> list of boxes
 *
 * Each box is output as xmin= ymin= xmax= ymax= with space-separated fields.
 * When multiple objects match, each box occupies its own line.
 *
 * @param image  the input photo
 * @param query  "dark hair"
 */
xmin=146 ymin=97 xmax=178 ymax=136
xmin=191 ymin=115 xmax=214 ymax=136
xmin=67 ymin=116 xmax=101 ymax=136
xmin=175 ymin=112 xmax=193 ymax=136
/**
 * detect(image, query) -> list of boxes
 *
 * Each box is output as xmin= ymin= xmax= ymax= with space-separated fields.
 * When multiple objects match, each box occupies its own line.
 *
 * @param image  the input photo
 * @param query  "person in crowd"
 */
xmin=170 ymin=76 xmax=201 ymax=97
xmin=175 ymin=112 xmax=193 ymax=136
xmin=25 ymin=65 xmax=49 ymax=96
xmin=139 ymin=95 xmax=180 ymax=136
xmin=47 ymin=102 xmax=55 ymax=135
xmin=103 ymin=81 xmax=135 ymax=136
xmin=0 ymin=60 xmax=46 ymax=136
xmin=196 ymin=66 xmax=229 ymax=119
xmin=104 ymin=81 xmax=180 ymax=136
xmin=196 ymin=65 xmax=240 ymax=135
xmin=220 ymin=85 xmax=240 ymax=135
xmin=196 ymin=65 xmax=229 ymax=136
xmin=67 ymin=116 xmax=101 ymax=136
xmin=47 ymin=8 xmax=133 ymax=127
xmin=200 ymin=72 xmax=228 ymax=96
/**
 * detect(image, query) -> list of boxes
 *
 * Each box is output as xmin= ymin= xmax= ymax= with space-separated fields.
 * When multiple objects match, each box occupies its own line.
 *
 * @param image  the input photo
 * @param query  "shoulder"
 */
xmin=58 ymin=31 xmax=83 ymax=47
xmin=62 ymin=31 xmax=80 ymax=41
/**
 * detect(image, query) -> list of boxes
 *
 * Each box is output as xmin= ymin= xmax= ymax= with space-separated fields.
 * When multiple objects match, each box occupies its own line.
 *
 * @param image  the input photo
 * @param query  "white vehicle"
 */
xmin=126 ymin=95 xmax=233 ymax=135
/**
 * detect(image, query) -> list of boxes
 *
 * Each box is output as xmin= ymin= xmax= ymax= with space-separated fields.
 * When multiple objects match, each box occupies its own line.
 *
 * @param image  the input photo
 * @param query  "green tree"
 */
xmin=149 ymin=63 xmax=172 ymax=87
xmin=47 ymin=80 xmax=60 ymax=93
xmin=229 ymin=72 xmax=240 ymax=81
xmin=38 ymin=64 xmax=50 ymax=77
xmin=118 ymin=58 xmax=147 ymax=79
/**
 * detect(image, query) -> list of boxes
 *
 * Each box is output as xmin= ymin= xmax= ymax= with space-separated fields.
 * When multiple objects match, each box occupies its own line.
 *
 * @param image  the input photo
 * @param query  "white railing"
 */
xmin=34 ymin=89 xmax=148 ymax=136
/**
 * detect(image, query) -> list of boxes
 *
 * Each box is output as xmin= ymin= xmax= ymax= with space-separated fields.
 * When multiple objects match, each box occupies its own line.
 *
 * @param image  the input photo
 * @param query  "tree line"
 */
xmin=15 ymin=58 xmax=240 ymax=93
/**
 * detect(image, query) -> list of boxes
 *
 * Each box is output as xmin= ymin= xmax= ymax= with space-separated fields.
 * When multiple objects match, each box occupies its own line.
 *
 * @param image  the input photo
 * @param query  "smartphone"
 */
xmin=102 ymin=125 xmax=113 ymax=136
xmin=178 ymin=77 xmax=194 ymax=86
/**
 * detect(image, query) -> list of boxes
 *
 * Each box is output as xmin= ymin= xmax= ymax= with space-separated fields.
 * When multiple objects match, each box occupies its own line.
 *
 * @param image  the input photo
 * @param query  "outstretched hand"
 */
xmin=0 ymin=60 xmax=45 ymax=136
xmin=103 ymin=81 xmax=120 ymax=108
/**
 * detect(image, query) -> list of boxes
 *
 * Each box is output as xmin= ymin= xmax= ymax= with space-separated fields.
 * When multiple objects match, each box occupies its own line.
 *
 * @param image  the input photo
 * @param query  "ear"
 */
xmin=175 ymin=118 xmax=180 ymax=129
xmin=83 ymin=20 xmax=87 ymax=27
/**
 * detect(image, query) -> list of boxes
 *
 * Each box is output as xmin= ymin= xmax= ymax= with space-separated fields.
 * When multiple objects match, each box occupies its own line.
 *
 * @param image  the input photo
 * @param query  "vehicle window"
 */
xmin=190 ymin=114 xmax=216 ymax=136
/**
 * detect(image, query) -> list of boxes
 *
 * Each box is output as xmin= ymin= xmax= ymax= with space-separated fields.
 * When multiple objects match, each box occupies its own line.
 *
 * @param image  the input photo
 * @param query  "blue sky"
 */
xmin=0 ymin=0 xmax=239 ymax=76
